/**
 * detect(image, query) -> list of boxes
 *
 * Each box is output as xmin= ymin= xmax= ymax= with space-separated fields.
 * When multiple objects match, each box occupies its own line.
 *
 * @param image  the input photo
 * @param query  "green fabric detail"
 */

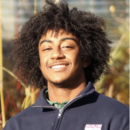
xmin=44 ymin=90 xmax=68 ymax=109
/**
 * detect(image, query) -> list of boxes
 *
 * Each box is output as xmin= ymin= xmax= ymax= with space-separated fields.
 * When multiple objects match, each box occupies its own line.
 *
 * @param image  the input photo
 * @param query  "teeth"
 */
xmin=52 ymin=65 xmax=65 ymax=69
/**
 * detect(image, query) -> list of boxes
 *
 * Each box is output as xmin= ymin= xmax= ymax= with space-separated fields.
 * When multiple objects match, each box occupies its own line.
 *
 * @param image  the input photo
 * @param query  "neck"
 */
xmin=47 ymin=76 xmax=86 ymax=103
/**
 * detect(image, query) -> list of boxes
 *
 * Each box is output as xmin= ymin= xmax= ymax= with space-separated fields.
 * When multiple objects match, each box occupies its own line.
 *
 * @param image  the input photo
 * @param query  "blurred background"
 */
xmin=0 ymin=0 xmax=129 ymax=129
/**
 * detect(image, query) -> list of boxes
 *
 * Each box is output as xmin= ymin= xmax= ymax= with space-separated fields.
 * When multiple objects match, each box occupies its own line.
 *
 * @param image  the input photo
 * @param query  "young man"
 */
xmin=4 ymin=0 xmax=129 ymax=130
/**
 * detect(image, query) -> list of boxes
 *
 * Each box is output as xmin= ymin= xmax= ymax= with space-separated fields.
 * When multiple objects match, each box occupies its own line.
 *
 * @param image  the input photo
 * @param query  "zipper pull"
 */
xmin=58 ymin=109 xmax=62 ymax=118
xmin=57 ymin=95 xmax=83 ymax=119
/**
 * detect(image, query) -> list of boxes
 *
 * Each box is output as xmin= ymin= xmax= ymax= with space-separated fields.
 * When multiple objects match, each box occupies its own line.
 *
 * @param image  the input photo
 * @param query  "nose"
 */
xmin=50 ymin=48 xmax=65 ymax=60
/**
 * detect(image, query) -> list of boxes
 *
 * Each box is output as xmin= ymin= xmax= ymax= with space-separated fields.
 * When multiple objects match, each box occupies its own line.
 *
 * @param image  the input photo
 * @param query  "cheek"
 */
xmin=39 ymin=58 xmax=48 ymax=79
xmin=39 ymin=53 xmax=48 ymax=71
xmin=72 ymin=50 xmax=82 ymax=65
xmin=40 ymin=58 xmax=47 ymax=69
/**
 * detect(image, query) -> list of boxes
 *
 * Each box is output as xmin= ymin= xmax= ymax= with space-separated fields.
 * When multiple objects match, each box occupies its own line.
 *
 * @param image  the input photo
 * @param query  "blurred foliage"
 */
xmin=95 ymin=8 xmax=129 ymax=106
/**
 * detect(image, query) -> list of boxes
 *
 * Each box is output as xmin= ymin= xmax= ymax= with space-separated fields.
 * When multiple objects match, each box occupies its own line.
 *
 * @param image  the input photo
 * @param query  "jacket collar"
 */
xmin=33 ymin=81 xmax=95 ymax=107
xmin=78 ymin=81 xmax=95 ymax=96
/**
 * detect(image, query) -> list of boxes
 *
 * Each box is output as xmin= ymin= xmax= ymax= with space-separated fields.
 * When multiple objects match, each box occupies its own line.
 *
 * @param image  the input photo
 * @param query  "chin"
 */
xmin=53 ymin=80 xmax=65 ymax=85
xmin=49 ymin=78 xmax=68 ymax=86
xmin=53 ymin=77 xmax=66 ymax=83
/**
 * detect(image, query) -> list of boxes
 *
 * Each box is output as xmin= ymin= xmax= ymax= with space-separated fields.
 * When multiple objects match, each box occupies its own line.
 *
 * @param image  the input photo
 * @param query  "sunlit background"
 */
xmin=0 ymin=0 xmax=129 ymax=129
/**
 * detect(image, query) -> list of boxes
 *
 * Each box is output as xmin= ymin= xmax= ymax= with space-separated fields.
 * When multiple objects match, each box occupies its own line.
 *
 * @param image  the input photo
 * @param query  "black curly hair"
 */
xmin=12 ymin=0 xmax=112 ymax=88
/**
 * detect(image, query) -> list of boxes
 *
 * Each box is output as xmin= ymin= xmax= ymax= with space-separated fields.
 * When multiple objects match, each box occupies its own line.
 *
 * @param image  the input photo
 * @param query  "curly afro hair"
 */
xmin=12 ymin=0 xmax=112 ymax=88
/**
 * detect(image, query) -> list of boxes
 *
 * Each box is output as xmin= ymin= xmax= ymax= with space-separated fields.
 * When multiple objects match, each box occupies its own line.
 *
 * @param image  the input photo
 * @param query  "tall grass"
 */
xmin=0 ymin=0 xmax=6 ymax=128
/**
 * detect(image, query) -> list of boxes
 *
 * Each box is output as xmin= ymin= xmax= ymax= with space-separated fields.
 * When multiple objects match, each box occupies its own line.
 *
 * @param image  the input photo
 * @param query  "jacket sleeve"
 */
xmin=3 ymin=117 xmax=19 ymax=130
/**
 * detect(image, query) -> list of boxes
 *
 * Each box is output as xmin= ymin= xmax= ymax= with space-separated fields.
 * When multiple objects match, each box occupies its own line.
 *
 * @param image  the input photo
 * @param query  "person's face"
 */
xmin=38 ymin=29 xmax=88 ymax=86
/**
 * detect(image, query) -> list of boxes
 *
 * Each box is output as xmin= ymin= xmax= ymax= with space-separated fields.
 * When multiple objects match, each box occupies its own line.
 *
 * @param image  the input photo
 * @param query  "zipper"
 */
xmin=32 ymin=95 xmax=83 ymax=130
xmin=58 ymin=95 xmax=83 ymax=117
xmin=32 ymin=106 xmax=56 ymax=109
xmin=53 ymin=95 xmax=83 ymax=130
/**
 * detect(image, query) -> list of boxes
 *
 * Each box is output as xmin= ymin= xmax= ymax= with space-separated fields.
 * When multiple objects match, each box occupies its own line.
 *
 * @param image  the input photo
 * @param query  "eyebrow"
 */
xmin=40 ymin=37 xmax=78 ymax=45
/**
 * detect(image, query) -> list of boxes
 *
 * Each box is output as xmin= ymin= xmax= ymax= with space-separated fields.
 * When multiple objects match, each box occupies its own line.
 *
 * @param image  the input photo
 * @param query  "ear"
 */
xmin=82 ymin=59 xmax=91 ymax=68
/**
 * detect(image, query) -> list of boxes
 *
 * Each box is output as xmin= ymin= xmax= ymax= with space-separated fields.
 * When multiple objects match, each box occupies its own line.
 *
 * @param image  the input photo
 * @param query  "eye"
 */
xmin=62 ymin=46 xmax=73 ymax=49
xmin=43 ymin=48 xmax=52 ymax=51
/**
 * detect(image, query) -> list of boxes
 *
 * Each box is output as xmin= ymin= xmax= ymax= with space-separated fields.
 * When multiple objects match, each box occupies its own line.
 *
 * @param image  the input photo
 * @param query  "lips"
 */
xmin=48 ymin=62 xmax=69 ymax=68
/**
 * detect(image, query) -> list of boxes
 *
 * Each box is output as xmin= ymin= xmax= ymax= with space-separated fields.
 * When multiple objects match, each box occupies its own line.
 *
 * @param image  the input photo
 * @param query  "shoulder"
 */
xmin=3 ymin=106 xmax=36 ymax=130
xmin=97 ymin=92 xmax=129 ymax=112
xmin=96 ymin=92 xmax=129 ymax=129
xmin=89 ymin=91 xmax=129 ymax=117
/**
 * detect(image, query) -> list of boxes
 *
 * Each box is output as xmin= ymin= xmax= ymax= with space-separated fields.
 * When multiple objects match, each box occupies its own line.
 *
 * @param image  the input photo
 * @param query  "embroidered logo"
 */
xmin=84 ymin=124 xmax=102 ymax=130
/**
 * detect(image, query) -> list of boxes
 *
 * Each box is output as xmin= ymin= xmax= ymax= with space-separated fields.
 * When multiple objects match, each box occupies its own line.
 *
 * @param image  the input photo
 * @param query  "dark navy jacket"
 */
xmin=3 ymin=82 xmax=129 ymax=130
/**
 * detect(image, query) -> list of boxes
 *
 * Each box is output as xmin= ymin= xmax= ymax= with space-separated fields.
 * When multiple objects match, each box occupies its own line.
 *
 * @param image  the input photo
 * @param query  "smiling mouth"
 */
xmin=48 ymin=62 xmax=69 ymax=72
xmin=51 ymin=65 xmax=66 ymax=69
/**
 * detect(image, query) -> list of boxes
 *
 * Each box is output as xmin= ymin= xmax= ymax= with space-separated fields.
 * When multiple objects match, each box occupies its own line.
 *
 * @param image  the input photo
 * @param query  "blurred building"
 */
xmin=1 ymin=0 xmax=129 ymax=43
